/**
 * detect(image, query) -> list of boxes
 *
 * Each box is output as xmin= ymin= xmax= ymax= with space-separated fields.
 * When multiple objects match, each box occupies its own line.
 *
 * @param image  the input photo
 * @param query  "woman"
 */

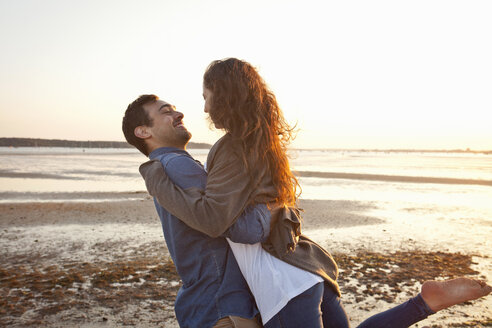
xmin=140 ymin=58 xmax=491 ymax=327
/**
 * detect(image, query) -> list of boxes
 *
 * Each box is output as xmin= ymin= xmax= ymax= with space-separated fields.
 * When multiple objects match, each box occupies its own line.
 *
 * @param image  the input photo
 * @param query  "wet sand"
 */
xmin=296 ymin=170 xmax=492 ymax=187
xmin=1 ymin=193 xmax=490 ymax=327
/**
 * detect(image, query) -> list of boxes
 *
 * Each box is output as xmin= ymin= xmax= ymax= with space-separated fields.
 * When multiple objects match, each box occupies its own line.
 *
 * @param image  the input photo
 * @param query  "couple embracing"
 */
xmin=122 ymin=58 xmax=491 ymax=328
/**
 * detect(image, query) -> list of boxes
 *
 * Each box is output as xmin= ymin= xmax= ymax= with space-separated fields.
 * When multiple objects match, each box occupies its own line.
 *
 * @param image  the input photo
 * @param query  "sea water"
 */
xmin=1 ymin=146 xmax=491 ymax=254
xmin=1 ymin=147 xmax=490 ymax=193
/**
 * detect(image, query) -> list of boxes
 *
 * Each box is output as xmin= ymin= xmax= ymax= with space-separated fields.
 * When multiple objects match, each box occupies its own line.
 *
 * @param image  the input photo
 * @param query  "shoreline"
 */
xmin=3 ymin=166 xmax=492 ymax=186
xmin=1 ymin=197 xmax=491 ymax=327
xmin=297 ymin=171 xmax=492 ymax=187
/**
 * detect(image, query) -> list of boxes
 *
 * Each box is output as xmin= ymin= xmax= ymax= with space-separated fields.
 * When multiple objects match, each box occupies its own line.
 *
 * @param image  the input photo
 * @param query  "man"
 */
xmin=122 ymin=94 xmax=269 ymax=328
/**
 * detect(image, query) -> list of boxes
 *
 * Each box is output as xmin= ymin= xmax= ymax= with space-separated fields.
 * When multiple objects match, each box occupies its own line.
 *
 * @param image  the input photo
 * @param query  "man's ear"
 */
xmin=134 ymin=126 xmax=151 ymax=139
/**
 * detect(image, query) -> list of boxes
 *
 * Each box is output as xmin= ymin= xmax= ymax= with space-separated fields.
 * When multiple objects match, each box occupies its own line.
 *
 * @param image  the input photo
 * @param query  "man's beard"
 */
xmin=177 ymin=129 xmax=192 ymax=145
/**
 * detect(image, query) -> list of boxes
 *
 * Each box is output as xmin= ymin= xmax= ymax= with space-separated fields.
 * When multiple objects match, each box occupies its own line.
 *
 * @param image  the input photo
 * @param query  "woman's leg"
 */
xmin=264 ymin=282 xmax=324 ymax=328
xmin=356 ymin=294 xmax=433 ymax=328
xmin=320 ymin=282 xmax=350 ymax=328
xmin=265 ymin=281 xmax=351 ymax=328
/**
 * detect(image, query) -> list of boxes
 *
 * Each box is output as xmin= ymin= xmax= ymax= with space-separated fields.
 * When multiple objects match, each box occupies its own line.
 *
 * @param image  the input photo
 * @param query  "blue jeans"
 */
xmin=264 ymin=282 xmax=435 ymax=328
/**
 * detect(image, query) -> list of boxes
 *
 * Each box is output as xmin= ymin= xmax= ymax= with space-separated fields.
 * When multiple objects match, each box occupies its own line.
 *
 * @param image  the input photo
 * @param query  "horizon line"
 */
xmin=0 ymin=137 xmax=491 ymax=154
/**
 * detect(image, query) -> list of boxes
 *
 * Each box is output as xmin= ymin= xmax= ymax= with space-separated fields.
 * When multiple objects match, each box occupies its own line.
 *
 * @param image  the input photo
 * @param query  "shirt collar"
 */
xmin=149 ymin=147 xmax=189 ymax=160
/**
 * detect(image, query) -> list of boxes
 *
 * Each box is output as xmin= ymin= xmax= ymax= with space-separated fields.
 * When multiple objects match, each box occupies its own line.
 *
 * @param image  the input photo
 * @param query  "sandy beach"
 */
xmin=1 ymin=192 xmax=491 ymax=327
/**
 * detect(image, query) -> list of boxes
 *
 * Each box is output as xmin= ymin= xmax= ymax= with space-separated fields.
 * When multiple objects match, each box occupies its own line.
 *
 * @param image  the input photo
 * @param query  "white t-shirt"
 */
xmin=227 ymin=239 xmax=323 ymax=324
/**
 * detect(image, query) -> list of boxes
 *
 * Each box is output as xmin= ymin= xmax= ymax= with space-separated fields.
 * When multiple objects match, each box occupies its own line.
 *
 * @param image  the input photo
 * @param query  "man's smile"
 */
xmin=174 ymin=121 xmax=186 ymax=128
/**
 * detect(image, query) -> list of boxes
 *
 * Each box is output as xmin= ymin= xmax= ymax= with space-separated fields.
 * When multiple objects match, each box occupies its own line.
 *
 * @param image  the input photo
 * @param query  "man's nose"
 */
xmin=175 ymin=111 xmax=184 ymax=119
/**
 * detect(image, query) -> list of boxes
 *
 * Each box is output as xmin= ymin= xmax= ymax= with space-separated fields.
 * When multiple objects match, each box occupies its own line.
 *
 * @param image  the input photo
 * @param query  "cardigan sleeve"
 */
xmin=140 ymin=145 xmax=256 ymax=238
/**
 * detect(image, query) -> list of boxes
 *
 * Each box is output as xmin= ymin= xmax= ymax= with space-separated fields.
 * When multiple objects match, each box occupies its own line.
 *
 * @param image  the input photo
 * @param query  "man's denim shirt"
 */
xmin=149 ymin=147 xmax=270 ymax=327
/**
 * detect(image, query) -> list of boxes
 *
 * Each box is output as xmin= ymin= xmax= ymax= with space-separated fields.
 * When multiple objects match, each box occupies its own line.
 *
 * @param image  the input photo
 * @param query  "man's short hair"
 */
xmin=122 ymin=94 xmax=158 ymax=156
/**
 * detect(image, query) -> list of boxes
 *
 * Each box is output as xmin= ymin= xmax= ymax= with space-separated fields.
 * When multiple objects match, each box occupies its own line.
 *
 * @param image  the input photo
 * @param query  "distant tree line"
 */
xmin=0 ymin=138 xmax=211 ymax=149
xmin=1 ymin=138 xmax=489 ymax=154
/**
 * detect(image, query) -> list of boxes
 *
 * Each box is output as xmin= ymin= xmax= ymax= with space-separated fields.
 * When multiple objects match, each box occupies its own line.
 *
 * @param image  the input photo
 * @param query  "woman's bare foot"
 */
xmin=421 ymin=278 xmax=492 ymax=312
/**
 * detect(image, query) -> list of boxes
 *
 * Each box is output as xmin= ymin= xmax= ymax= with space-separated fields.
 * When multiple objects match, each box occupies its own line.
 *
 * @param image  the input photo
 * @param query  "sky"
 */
xmin=0 ymin=0 xmax=491 ymax=150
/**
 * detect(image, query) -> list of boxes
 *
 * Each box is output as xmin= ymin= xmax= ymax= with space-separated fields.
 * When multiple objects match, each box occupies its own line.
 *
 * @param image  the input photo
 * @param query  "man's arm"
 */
xmin=222 ymin=204 xmax=270 ymax=244
xmin=162 ymin=154 xmax=269 ymax=243
xmin=141 ymin=142 xmax=258 ymax=237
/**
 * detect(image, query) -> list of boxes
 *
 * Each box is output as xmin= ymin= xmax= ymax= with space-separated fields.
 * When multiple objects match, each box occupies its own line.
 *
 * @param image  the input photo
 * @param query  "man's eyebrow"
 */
xmin=158 ymin=104 xmax=174 ymax=111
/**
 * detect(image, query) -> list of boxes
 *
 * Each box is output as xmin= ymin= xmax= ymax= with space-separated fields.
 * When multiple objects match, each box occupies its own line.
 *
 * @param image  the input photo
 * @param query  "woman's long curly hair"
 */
xmin=203 ymin=58 xmax=300 ymax=205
